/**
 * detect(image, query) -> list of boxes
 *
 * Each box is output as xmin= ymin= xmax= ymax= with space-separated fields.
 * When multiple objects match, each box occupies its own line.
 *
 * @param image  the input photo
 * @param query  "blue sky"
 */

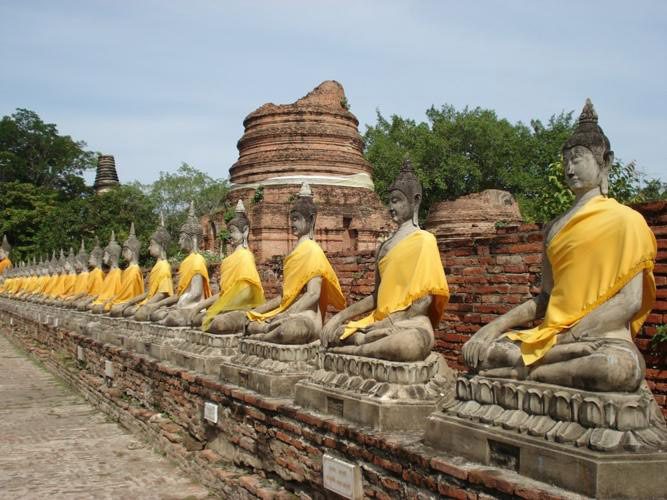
xmin=1 ymin=0 xmax=665 ymax=185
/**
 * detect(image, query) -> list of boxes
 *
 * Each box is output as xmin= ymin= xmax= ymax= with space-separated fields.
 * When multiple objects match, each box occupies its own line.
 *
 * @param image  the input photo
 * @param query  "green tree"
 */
xmin=0 ymin=108 xmax=97 ymax=198
xmin=144 ymin=162 xmax=230 ymax=239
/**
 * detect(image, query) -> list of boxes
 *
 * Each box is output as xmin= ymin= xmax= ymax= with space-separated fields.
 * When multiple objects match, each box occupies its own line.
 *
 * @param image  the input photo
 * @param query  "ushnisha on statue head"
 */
xmin=289 ymin=182 xmax=317 ymax=240
xmin=388 ymin=158 xmax=422 ymax=227
xmin=562 ymin=98 xmax=613 ymax=197
xmin=227 ymin=200 xmax=250 ymax=248
xmin=0 ymin=234 xmax=11 ymax=261
xmin=149 ymin=212 xmax=171 ymax=259
xmin=179 ymin=201 xmax=203 ymax=252
xmin=75 ymin=240 xmax=88 ymax=273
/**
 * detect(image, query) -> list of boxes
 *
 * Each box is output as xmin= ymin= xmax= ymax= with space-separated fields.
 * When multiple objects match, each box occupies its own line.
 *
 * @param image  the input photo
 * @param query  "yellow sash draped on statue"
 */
xmin=507 ymin=196 xmax=657 ymax=365
xmin=92 ymin=268 xmax=123 ymax=304
xmin=31 ymin=276 xmax=46 ymax=295
xmin=86 ymin=268 xmax=105 ymax=296
xmin=49 ymin=274 xmax=65 ymax=298
xmin=0 ymin=258 xmax=12 ymax=275
xmin=104 ymin=264 xmax=144 ymax=310
xmin=41 ymin=275 xmax=58 ymax=297
xmin=71 ymin=272 xmax=89 ymax=295
xmin=247 ymin=239 xmax=345 ymax=322
xmin=57 ymin=273 xmax=76 ymax=298
xmin=341 ymin=230 xmax=450 ymax=340
xmin=139 ymin=259 xmax=173 ymax=305
xmin=177 ymin=252 xmax=211 ymax=298
xmin=202 ymin=247 xmax=265 ymax=331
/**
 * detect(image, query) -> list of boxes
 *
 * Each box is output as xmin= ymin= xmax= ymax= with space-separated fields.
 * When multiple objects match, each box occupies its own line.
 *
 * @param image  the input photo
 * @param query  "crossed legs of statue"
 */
xmin=204 ymin=310 xmax=247 ymax=334
xmin=329 ymin=318 xmax=434 ymax=362
xmin=477 ymin=337 xmax=645 ymax=393
xmin=246 ymin=315 xmax=318 ymax=344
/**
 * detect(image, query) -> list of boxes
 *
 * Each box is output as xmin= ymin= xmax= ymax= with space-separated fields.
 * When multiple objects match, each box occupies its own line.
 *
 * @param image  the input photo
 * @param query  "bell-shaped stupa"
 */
xmin=93 ymin=155 xmax=120 ymax=194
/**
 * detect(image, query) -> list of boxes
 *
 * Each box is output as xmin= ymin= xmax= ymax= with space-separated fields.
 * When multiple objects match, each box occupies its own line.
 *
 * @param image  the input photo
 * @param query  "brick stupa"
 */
xmin=93 ymin=155 xmax=120 ymax=194
xmin=203 ymin=81 xmax=389 ymax=262
xmin=425 ymin=189 xmax=523 ymax=243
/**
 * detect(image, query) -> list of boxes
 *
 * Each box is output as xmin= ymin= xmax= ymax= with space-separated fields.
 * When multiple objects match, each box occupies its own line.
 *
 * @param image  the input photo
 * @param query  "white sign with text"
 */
xmin=323 ymin=454 xmax=362 ymax=499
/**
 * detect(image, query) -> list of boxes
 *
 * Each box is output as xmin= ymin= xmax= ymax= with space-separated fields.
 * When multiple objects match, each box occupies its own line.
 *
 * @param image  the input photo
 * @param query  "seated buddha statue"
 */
xmin=89 ymin=232 xmax=123 ymax=313
xmin=45 ymin=248 xmax=77 ymax=305
xmin=462 ymin=100 xmax=657 ymax=393
xmin=103 ymin=223 xmax=145 ymax=315
xmin=0 ymin=235 xmax=13 ymax=276
xmin=37 ymin=250 xmax=67 ymax=305
xmin=143 ymin=202 xmax=211 ymax=323
xmin=122 ymin=215 xmax=174 ymax=318
xmin=73 ymin=238 xmax=106 ymax=310
xmin=322 ymin=159 xmax=450 ymax=362
xmin=193 ymin=200 xmax=265 ymax=333
xmin=61 ymin=241 xmax=91 ymax=306
xmin=242 ymin=183 xmax=345 ymax=345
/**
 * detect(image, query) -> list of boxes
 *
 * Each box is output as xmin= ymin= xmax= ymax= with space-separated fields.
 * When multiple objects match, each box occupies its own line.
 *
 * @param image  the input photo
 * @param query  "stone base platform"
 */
xmin=294 ymin=352 xmax=454 ymax=431
xmin=424 ymin=412 xmax=667 ymax=498
xmin=168 ymin=331 xmax=242 ymax=376
xmin=220 ymin=339 xmax=319 ymax=398
xmin=424 ymin=374 xmax=667 ymax=498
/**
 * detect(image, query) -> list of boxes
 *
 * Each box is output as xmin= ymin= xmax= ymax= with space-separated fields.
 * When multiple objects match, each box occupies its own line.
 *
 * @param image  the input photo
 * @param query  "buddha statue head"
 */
xmin=562 ymin=99 xmax=614 ymax=197
xmin=64 ymin=248 xmax=76 ymax=274
xmin=122 ymin=222 xmax=141 ymax=263
xmin=103 ymin=231 xmax=121 ymax=267
xmin=227 ymin=200 xmax=250 ymax=248
xmin=49 ymin=250 xmax=58 ymax=274
xmin=75 ymin=240 xmax=88 ymax=273
xmin=179 ymin=201 xmax=202 ymax=253
xmin=149 ymin=213 xmax=170 ymax=259
xmin=289 ymin=183 xmax=317 ymax=239
xmin=0 ymin=234 xmax=10 ymax=261
xmin=89 ymin=237 xmax=104 ymax=269
xmin=388 ymin=158 xmax=422 ymax=227
xmin=57 ymin=248 xmax=67 ymax=273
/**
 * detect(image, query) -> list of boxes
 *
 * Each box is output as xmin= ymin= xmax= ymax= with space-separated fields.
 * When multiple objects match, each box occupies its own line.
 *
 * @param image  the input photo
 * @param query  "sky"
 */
xmin=1 ymin=0 xmax=665 ymax=185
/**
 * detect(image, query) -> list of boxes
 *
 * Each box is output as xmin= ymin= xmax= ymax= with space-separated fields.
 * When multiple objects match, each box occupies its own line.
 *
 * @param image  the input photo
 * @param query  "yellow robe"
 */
xmin=247 ymin=239 xmax=345 ymax=322
xmin=41 ymin=275 xmax=58 ymax=297
xmin=0 ymin=258 xmax=12 ymax=275
xmin=92 ymin=268 xmax=123 ymax=304
xmin=71 ymin=272 xmax=89 ymax=296
xmin=202 ymin=247 xmax=265 ymax=331
xmin=48 ymin=274 xmax=66 ymax=298
xmin=341 ymin=229 xmax=450 ymax=339
xmin=177 ymin=252 xmax=211 ymax=298
xmin=139 ymin=259 xmax=174 ymax=305
xmin=57 ymin=273 xmax=76 ymax=298
xmin=86 ymin=268 xmax=105 ymax=296
xmin=104 ymin=264 xmax=144 ymax=310
xmin=507 ymin=196 xmax=657 ymax=365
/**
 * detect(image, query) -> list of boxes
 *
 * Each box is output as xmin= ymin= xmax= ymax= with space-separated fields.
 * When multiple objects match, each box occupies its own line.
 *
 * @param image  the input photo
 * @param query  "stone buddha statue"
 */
xmin=0 ymin=234 xmax=13 ymax=275
xmin=74 ymin=238 xmax=106 ymax=310
xmin=46 ymin=248 xmax=77 ymax=305
xmin=242 ymin=183 xmax=345 ymax=344
xmin=62 ymin=241 xmax=91 ymax=306
xmin=189 ymin=200 xmax=265 ymax=333
xmin=145 ymin=202 xmax=211 ymax=323
xmin=321 ymin=159 xmax=450 ymax=361
xmin=37 ymin=249 xmax=66 ymax=304
xmin=105 ymin=223 xmax=145 ymax=315
xmin=462 ymin=99 xmax=657 ymax=393
xmin=124 ymin=214 xmax=174 ymax=319
xmin=90 ymin=232 xmax=123 ymax=313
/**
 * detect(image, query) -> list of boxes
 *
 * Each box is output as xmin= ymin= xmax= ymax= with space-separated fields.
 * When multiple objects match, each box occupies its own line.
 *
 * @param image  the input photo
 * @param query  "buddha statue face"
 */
xmin=388 ymin=189 xmax=418 ymax=225
xmin=64 ymin=260 xmax=74 ymax=274
xmin=229 ymin=225 xmax=245 ymax=246
xmin=148 ymin=239 xmax=163 ymax=259
xmin=289 ymin=211 xmax=312 ymax=238
xmin=0 ymin=248 xmax=6 ymax=260
xmin=178 ymin=232 xmax=195 ymax=252
xmin=103 ymin=250 xmax=111 ymax=266
xmin=122 ymin=246 xmax=134 ymax=262
xmin=563 ymin=145 xmax=605 ymax=195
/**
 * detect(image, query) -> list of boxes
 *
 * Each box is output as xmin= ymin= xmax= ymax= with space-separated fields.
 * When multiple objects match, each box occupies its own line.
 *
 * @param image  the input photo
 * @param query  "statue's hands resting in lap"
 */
xmin=463 ymin=322 xmax=505 ymax=370
xmin=321 ymin=317 xmax=343 ymax=348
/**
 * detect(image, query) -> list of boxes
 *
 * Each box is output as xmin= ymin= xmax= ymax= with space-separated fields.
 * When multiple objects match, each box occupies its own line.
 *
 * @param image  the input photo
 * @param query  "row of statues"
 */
xmin=0 ymin=99 xmax=661 ymax=394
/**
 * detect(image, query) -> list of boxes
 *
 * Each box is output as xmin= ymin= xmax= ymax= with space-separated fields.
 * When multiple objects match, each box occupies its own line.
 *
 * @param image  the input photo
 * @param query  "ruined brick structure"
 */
xmin=202 ymin=81 xmax=389 ymax=262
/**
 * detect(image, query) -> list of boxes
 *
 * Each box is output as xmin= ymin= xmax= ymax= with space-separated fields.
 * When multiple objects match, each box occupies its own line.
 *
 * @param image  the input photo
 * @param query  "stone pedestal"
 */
xmin=220 ymin=339 xmax=319 ymax=397
xmin=424 ymin=375 xmax=667 ymax=498
xmin=167 ymin=331 xmax=242 ymax=376
xmin=294 ymin=352 xmax=454 ymax=431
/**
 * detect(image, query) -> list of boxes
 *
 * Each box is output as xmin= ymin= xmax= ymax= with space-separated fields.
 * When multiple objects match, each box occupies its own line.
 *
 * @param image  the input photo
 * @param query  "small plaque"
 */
xmin=203 ymin=402 xmax=219 ymax=423
xmin=327 ymin=396 xmax=344 ymax=417
xmin=9 ymin=317 xmax=13 ymax=326
xmin=239 ymin=371 xmax=249 ymax=386
xmin=77 ymin=346 xmax=84 ymax=362
xmin=53 ymin=317 xmax=59 ymax=328
xmin=104 ymin=360 xmax=114 ymax=378
xmin=323 ymin=454 xmax=362 ymax=499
